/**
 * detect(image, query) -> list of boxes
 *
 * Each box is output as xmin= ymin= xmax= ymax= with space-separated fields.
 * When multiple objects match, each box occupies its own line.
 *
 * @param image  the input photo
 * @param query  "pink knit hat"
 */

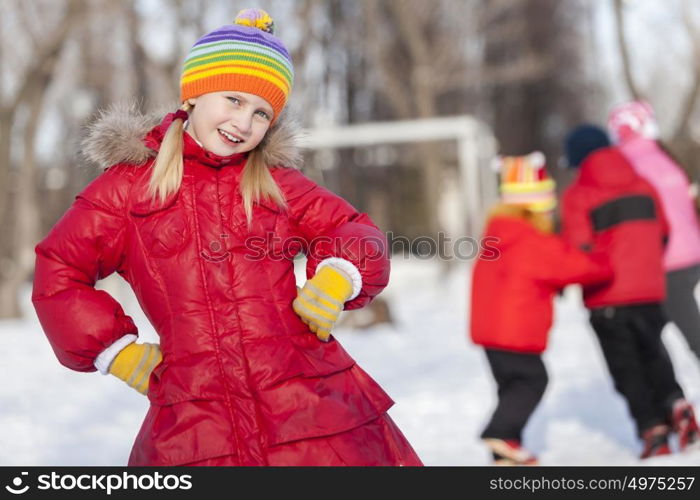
xmin=607 ymin=100 xmax=659 ymax=144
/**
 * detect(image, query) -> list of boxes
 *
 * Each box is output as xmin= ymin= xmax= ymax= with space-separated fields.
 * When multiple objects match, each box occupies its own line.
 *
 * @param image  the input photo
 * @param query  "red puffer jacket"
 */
xmin=561 ymin=147 xmax=669 ymax=308
xmin=32 ymin=107 xmax=421 ymax=467
xmin=470 ymin=206 xmax=612 ymax=353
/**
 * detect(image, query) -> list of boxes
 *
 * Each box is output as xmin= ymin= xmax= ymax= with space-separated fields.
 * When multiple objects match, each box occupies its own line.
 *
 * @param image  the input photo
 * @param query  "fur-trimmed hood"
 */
xmin=80 ymin=101 xmax=303 ymax=170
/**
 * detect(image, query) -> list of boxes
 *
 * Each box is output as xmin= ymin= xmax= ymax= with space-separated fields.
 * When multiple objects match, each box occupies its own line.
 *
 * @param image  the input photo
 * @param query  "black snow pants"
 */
xmin=589 ymin=303 xmax=685 ymax=436
xmin=481 ymin=349 xmax=548 ymax=441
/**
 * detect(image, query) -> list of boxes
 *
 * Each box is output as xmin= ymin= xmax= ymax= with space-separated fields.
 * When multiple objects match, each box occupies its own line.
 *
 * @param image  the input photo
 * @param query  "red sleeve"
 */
xmin=31 ymin=166 xmax=137 ymax=372
xmin=280 ymin=169 xmax=389 ymax=310
xmin=529 ymin=234 xmax=613 ymax=289
xmin=561 ymin=188 xmax=595 ymax=252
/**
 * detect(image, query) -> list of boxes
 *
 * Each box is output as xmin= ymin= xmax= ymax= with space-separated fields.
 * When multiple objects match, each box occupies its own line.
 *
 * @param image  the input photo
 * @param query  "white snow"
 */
xmin=1 ymin=257 xmax=699 ymax=465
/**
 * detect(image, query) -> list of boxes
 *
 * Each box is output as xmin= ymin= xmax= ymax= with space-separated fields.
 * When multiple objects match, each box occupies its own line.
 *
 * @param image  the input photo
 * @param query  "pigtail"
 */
xmin=147 ymin=101 xmax=193 ymax=204
xmin=240 ymin=147 xmax=288 ymax=227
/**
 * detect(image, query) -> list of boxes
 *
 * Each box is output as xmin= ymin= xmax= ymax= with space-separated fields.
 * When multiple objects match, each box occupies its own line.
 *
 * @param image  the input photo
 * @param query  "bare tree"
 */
xmin=481 ymin=0 xmax=593 ymax=164
xmin=0 ymin=0 xmax=85 ymax=318
xmin=359 ymin=0 xmax=479 ymax=238
xmin=612 ymin=0 xmax=700 ymax=179
xmin=612 ymin=0 xmax=642 ymax=100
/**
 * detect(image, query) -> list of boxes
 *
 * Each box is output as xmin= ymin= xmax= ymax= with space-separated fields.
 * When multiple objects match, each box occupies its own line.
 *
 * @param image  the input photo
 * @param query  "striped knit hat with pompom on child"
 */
xmin=180 ymin=8 xmax=294 ymax=122
xmin=494 ymin=151 xmax=557 ymax=213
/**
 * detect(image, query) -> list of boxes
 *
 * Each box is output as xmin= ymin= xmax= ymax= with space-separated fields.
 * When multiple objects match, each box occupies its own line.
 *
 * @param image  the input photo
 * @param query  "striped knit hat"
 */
xmin=180 ymin=8 xmax=294 ymax=121
xmin=495 ymin=151 xmax=556 ymax=212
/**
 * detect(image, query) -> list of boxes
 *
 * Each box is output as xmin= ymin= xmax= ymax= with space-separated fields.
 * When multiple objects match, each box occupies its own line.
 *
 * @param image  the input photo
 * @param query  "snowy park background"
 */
xmin=1 ymin=257 xmax=698 ymax=466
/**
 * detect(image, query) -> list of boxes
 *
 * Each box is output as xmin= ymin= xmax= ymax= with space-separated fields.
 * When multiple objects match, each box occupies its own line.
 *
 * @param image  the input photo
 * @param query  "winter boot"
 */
xmin=483 ymin=438 xmax=538 ymax=465
xmin=639 ymin=424 xmax=671 ymax=459
xmin=671 ymin=399 xmax=700 ymax=452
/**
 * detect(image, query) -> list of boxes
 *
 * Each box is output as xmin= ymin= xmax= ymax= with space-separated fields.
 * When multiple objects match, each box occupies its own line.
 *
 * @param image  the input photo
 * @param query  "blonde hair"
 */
xmin=148 ymin=101 xmax=287 ymax=225
xmin=488 ymin=203 xmax=555 ymax=234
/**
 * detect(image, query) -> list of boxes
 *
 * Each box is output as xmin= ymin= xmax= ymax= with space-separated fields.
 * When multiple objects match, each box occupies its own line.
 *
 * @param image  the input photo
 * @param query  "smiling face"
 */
xmin=184 ymin=91 xmax=274 ymax=156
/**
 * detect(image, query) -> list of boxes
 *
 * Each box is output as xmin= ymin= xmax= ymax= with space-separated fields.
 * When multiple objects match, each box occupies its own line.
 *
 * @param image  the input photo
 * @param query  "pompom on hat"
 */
xmin=607 ymin=100 xmax=660 ymax=145
xmin=180 ymin=8 xmax=293 ymax=121
xmin=494 ymin=151 xmax=557 ymax=213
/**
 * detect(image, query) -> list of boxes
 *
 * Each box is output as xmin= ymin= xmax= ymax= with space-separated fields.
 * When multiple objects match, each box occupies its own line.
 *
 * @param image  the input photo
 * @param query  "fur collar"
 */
xmin=80 ymin=101 xmax=303 ymax=170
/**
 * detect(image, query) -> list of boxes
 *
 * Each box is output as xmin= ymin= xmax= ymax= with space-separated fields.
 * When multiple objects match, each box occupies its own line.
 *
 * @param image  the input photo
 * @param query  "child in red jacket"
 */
xmin=562 ymin=124 xmax=700 ymax=458
xmin=31 ymin=9 xmax=421 ymax=466
xmin=471 ymin=152 xmax=612 ymax=465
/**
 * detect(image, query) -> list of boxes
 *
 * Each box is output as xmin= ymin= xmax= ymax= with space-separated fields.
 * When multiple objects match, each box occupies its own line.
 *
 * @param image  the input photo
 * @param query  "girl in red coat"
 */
xmin=31 ymin=9 xmax=421 ymax=467
xmin=471 ymin=152 xmax=612 ymax=465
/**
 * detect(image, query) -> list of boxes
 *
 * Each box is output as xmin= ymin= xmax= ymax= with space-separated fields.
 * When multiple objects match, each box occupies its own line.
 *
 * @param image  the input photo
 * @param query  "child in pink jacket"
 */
xmin=608 ymin=100 xmax=700 ymax=370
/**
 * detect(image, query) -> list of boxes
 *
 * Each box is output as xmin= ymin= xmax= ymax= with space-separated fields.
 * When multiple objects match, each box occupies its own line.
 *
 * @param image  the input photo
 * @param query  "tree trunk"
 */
xmin=0 ymin=0 xmax=84 ymax=319
xmin=0 ymin=279 xmax=23 ymax=318
xmin=484 ymin=0 xmax=592 ymax=173
xmin=0 ymin=108 xmax=15 ymax=229
xmin=612 ymin=0 xmax=642 ymax=100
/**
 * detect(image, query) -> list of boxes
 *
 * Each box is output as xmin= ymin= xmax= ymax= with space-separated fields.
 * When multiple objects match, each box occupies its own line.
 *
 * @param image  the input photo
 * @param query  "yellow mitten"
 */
xmin=293 ymin=266 xmax=353 ymax=342
xmin=108 ymin=342 xmax=162 ymax=395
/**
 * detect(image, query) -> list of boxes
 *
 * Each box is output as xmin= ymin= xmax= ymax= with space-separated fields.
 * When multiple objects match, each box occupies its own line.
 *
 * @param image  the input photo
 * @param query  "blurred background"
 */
xmin=2 ymin=0 xmax=700 ymax=465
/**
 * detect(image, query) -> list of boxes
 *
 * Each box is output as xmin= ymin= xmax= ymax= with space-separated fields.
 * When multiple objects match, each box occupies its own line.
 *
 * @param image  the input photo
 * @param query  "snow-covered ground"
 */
xmin=1 ymin=257 xmax=699 ymax=465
